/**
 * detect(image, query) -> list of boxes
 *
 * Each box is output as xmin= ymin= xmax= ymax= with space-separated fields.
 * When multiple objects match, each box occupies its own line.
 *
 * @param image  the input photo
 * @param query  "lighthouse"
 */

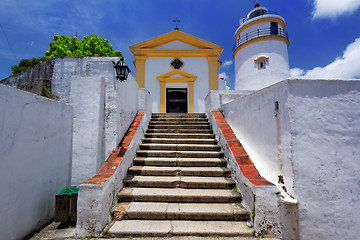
xmin=233 ymin=3 xmax=290 ymax=90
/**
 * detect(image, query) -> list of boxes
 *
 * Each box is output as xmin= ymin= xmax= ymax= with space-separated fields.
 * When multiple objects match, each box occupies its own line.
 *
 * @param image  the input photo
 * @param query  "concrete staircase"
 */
xmin=107 ymin=113 xmax=253 ymax=237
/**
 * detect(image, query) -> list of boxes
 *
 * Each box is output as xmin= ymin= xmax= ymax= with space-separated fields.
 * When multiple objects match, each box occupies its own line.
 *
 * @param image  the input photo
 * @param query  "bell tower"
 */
xmin=233 ymin=3 xmax=290 ymax=90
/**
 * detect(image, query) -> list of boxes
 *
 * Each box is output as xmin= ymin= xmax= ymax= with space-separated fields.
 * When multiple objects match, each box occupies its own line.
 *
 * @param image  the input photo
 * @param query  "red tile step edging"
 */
xmin=211 ymin=110 xmax=274 ymax=187
xmin=82 ymin=112 xmax=145 ymax=185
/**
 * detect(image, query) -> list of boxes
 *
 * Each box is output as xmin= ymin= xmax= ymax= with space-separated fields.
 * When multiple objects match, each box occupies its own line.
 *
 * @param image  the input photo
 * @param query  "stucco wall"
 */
xmin=0 ymin=59 xmax=55 ymax=95
xmin=222 ymin=79 xmax=360 ymax=239
xmin=69 ymin=75 xmax=106 ymax=185
xmin=144 ymin=57 xmax=209 ymax=113
xmin=1 ymin=57 xmax=140 ymax=186
xmin=51 ymin=57 xmax=139 ymax=185
xmin=234 ymin=40 xmax=290 ymax=91
xmin=0 ymin=84 xmax=73 ymax=240
xmin=287 ymin=80 xmax=360 ymax=240
xmin=115 ymin=73 xmax=139 ymax=146
xmin=76 ymin=92 xmax=152 ymax=237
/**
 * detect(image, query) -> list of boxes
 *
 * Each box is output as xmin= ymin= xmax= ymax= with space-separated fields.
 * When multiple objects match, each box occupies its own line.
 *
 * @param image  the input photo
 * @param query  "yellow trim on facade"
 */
xmin=157 ymin=70 xmax=197 ymax=113
xmin=207 ymin=57 xmax=220 ymax=90
xmin=233 ymin=35 xmax=290 ymax=58
xmin=130 ymin=29 xmax=223 ymax=51
xmin=130 ymin=49 xmax=222 ymax=58
xmin=254 ymin=56 xmax=269 ymax=61
xmin=234 ymin=17 xmax=286 ymax=42
xmin=129 ymin=29 xmax=223 ymax=59
xmin=134 ymin=56 xmax=147 ymax=88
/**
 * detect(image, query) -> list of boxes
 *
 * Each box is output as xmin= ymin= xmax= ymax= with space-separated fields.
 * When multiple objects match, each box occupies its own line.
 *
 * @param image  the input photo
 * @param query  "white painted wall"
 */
xmin=205 ymin=106 xmax=282 ymax=238
xmin=222 ymin=79 xmax=360 ymax=240
xmin=69 ymin=75 xmax=105 ymax=185
xmin=234 ymin=40 xmax=289 ymax=91
xmin=115 ymin=73 xmax=139 ymax=145
xmin=76 ymin=90 xmax=152 ymax=237
xmin=0 ymin=84 xmax=73 ymax=240
xmin=144 ymin=57 xmax=209 ymax=113
xmin=51 ymin=57 xmax=139 ymax=185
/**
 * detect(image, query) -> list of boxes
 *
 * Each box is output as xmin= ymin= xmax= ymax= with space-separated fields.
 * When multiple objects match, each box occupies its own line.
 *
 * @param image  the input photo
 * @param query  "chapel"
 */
xmin=129 ymin=28 xmax=225 ymax=113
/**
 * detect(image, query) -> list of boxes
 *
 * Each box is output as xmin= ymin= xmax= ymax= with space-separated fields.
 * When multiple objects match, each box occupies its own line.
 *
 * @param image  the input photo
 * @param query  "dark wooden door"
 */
xmin=166 ymin=88 xmax=187 ymax=113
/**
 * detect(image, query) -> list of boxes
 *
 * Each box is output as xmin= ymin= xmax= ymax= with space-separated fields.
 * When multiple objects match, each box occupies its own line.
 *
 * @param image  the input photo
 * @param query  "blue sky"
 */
xmin=0 ymin=0 xmax=359 ymax=89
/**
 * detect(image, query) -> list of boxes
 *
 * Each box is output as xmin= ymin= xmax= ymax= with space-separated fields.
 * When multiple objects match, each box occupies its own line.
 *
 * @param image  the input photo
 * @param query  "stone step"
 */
xmin=139 ymin=143 xmax=221 ymax=151
xmin=133 ymin=157 xmax=226 ymax=167
xmin=149 ymin=120 xmax=209 ymax=125
xmin=117 ymin=188 xmax=241 ymax=203
xmin=142 ymin=138 xmax=217 ymax=145
xmin=107 ymin=220 xmax=252 ymax=237
xmin=152 ymin=113 xmax=206 ymax=118
xmin=150 ymin=117 xmax=208 ymax=121
xmin=128 ymin=166 xmax=231 ymax=177
xmin=145 ymin=133 xmax=214 ymax=139
xmin=113 ymin=202 xmax=249 ymax=221
xmin=147 ymin=129 xmax=212 ymax=134
xmin=136 ymin=150 xmax=224 ymax=158
xmin=124 ymin=176 xmax=235 ymax=188
xmin=148 ymin=124 xmax=211 ymax=129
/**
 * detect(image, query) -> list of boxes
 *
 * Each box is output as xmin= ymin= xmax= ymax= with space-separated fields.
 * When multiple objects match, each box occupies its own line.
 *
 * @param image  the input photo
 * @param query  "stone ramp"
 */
xmin=107 ymin=113 xmax=253 ymax=237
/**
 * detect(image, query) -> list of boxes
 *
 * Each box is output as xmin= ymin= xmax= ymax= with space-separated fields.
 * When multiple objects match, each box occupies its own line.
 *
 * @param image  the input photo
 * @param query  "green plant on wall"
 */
xmin=11 ymin=34 xmax=124 ymax=74
xmin=41 ymin=85 xmax=53 ymax=99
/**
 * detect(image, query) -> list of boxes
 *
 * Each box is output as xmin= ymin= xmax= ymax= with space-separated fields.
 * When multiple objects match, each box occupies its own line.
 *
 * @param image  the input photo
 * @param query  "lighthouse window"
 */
xmin=254 ymin=56 xmax=269 ymax=70
xmin=259 ymin=61 xmax=265 ymax=69
xmin=257 ymin=60 xmax=266 ymax=70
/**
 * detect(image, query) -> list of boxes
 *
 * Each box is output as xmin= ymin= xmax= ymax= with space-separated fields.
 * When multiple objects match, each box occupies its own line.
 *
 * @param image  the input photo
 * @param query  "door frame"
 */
xmin=166 ymin=88 xmax=188 ymax=113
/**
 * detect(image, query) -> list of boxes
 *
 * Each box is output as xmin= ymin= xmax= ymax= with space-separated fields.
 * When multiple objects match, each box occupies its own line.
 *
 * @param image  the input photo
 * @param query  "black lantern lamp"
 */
xmin=113 ymin=58 xmax=131 ymax=81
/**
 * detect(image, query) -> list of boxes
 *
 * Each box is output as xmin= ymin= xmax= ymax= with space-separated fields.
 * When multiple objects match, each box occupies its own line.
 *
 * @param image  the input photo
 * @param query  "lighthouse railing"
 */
xmin=233 ymin=27 xmax=289 ymax=52
xmin=239 ymin=11 xmax=280 ymax=26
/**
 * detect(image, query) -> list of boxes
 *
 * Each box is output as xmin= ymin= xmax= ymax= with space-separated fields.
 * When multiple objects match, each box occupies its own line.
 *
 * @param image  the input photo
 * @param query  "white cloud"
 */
xmin=313 ymin=0 xmax=360 ymax=19
xmin=219 ymin=72 xmax=231 ymax=90
xmin=291 ymin=38 xmax=360 ymax=79
xmin=222 ymin=60 xmax=233 ymax=67
xmin=219 ymin=72 xmax=229 ymax=80
xmin=290 ymin=68 xmax=305 ymax=78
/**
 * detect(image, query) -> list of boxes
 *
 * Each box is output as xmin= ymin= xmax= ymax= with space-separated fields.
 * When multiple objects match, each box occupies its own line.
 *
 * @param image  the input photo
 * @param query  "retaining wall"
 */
xmin=211 ymin=79 xmax=360 ymax=239
xmin=0 ymin=84 xmax=73 ymax=240
xmin=2 ymin=57 xmax=140 ymax=185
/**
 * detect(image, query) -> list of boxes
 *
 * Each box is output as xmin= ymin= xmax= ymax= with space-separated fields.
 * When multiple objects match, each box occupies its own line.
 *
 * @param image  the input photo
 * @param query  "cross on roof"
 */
xmin=173 ymin=18 xmax=180 ymax=30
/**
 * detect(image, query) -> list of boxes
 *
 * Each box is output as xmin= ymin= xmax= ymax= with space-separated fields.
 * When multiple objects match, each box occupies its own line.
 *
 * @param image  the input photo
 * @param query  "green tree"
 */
xmin=11 ymin=34 xmax=123 ymax=74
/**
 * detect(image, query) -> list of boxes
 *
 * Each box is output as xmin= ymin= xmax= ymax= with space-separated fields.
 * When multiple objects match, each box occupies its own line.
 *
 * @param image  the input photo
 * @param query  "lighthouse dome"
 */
xmin=247 ymin=5 xmax=268 ymax=19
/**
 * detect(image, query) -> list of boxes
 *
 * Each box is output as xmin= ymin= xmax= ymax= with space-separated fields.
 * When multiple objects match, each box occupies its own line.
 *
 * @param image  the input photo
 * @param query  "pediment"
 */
xmin=168 ymin=74 xmax=188 ymax=78
xmin=157 ymin=69 xmax=197 ymax=83
xmin=130 ymin=29 xmax=223 ymax=52
xmin=154 ymin=40 xmax=200 ymax=49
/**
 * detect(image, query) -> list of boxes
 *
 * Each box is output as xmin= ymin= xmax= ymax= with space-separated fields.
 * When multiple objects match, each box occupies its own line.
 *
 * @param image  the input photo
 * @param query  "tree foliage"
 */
xmin=11 ymin=57 xmax=46 ymax=74
xmin=11 ymin=34 xmax=123 ymax=74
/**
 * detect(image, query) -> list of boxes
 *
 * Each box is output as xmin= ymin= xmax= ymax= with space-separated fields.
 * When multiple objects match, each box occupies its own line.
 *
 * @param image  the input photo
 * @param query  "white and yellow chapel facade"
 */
xmin=129 ymin=28 xmax=224 ymax=113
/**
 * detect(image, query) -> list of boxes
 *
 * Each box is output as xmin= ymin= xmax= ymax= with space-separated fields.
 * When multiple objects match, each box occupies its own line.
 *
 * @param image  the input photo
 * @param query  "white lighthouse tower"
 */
xmin=234 ymin=3 xmax=290 ymax=90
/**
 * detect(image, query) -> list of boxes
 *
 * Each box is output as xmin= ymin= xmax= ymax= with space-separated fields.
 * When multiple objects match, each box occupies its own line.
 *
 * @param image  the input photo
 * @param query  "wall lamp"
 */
xmin=113 ymin=58 xmax=131 ymax=81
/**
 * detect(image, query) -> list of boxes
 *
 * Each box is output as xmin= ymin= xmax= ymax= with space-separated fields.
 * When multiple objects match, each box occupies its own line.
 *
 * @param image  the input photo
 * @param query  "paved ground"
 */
xmin=27 ymin=221 xmax=280 ymax=240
